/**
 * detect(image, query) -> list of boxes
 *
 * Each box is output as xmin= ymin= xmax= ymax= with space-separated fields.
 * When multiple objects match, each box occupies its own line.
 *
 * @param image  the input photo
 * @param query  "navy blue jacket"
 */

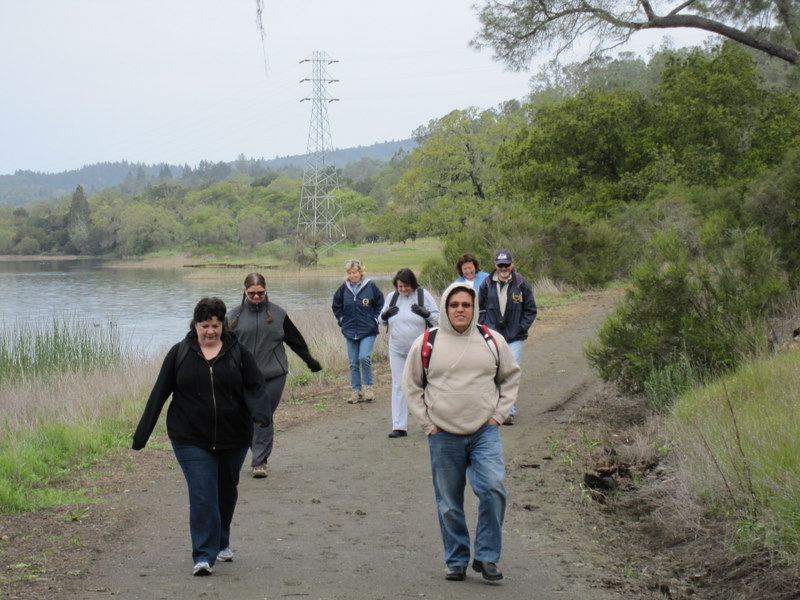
xmin=331 ymin=278 xmax=385 ymax=340
xmin=478 ymin=270 xmax=537 ymax=343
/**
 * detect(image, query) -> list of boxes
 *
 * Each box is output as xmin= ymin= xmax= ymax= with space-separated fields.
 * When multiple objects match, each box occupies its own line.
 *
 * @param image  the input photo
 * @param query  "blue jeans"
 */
xmin=171 ymin=442 xmax=249 ymax=566
xmin=507 ymin=340 xmax=525 ymax=415
xmin=345 ymin=336 xmax=376 ymax=390
xmin=427 ymin=424 xmax=507 ymax=568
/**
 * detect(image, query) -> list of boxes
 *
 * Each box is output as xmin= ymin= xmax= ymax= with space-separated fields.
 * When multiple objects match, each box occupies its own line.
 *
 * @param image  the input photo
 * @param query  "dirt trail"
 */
xmin=53 ymin=291 xmax=623 ymax=600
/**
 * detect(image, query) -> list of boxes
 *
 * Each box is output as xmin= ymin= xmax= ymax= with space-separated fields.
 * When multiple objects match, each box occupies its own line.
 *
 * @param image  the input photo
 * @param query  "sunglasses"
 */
xmin=246 ymin=290 xmax=266 ymax=297
xmin=448 ymin=302 xmax=473 ymax=309
xmin=496 ymin=263 xmax=511 ymax=269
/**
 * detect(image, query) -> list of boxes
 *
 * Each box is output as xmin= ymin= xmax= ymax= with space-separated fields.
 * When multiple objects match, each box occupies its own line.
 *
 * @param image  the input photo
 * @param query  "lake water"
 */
xmin=0 ymin=259 xmax=391 ymax=355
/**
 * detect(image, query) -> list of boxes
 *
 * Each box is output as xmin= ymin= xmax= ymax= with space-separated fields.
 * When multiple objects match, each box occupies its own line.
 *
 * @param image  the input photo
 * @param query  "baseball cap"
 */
xmin=494 ymin=250 xmax=513 ymax=264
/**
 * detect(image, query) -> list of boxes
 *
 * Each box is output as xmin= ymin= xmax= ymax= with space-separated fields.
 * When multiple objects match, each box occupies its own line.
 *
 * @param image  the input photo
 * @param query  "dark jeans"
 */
xmin=251 ymin=374 xmax=287 ymax=466
xmin=171 ymin=441 xmax=249 ymax=565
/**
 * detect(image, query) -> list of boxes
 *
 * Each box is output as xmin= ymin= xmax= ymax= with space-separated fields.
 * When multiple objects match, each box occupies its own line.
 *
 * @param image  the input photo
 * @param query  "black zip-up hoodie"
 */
xmin=132 ymin=331 xmax=269 ymax=451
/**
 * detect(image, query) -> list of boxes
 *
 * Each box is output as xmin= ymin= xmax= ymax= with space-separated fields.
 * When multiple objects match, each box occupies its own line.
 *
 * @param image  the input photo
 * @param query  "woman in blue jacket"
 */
xmin=331 ymin=259 xmax=385 ymax=403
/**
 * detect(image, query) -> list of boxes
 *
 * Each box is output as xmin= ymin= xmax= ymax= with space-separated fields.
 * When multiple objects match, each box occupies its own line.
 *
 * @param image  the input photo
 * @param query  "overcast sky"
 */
xmin=0 ymin=0 xmax=711 ymax=175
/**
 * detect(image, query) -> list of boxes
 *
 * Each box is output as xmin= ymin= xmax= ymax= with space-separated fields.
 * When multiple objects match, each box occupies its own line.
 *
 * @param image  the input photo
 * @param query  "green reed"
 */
xmin=0 ymin=317 xmax=131 ymax=385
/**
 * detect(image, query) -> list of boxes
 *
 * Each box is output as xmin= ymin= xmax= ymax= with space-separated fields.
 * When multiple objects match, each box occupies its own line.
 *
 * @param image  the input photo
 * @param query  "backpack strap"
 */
xmin=389 ymin=291 xmax=400 ymax=308
xmin=417 ymin=286 xmax=433 ymax=328
xmin=174 ymin=340 xmax=190 ymax=375
xmin=420 ymin=327 xmax=438 ymax=386
xmin=477 ymin=324 xmax=500 ymax=373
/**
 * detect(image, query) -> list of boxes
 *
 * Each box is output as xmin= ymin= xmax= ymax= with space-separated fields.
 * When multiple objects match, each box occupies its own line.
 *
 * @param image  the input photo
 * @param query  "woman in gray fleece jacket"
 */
xmin=226 ymin=272 xmax=322 ymax=479
xmin=403 ymin=282 xmax=520 ymax=582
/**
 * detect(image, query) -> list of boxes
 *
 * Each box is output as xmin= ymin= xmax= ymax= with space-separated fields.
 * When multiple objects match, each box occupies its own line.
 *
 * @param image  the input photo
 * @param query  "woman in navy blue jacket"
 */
xmin=331 ymin=259 xmax=385 ymax=403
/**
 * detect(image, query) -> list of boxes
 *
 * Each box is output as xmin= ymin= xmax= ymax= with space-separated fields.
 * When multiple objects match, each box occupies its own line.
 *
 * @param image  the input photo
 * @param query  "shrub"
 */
xmin=743 ymin=145 xmax=800 ymax=285
xmin=585 ymin=228 xmax=786 ymax=393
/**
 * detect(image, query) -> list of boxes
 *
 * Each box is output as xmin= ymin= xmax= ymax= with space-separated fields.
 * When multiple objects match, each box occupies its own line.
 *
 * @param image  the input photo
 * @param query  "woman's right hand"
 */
xmin=381 ymin=306 xmax=399 ymax=320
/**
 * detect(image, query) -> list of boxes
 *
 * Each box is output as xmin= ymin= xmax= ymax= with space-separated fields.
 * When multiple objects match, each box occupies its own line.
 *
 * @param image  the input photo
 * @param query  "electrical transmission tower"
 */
xmin=297 ymin=51 xmax=345 ymax=254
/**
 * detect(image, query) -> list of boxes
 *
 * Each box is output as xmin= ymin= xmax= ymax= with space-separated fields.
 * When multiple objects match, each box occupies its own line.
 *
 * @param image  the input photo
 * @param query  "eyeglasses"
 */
xmin=496 ymin=263 xmax=511 ymax=269
xmin=448 ymin=302 xmax=473 ymax=309
xmin=246 ymin=290 xmax=266 ymax=297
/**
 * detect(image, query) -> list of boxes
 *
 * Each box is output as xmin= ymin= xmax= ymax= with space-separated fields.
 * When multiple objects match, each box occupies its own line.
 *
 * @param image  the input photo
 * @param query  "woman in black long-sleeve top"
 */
xmin=132 ymin=297 xmax=269 ymax=577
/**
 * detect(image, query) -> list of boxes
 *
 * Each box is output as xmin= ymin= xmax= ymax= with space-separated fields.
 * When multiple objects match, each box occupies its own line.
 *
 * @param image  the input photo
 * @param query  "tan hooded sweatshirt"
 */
xmin=403 ymin=282 xmax=520 ymax=435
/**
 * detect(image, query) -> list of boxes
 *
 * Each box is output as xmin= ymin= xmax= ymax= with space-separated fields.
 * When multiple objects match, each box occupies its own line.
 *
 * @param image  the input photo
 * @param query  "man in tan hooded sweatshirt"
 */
xmin=403 ymin=282 xmax=520 ymax=582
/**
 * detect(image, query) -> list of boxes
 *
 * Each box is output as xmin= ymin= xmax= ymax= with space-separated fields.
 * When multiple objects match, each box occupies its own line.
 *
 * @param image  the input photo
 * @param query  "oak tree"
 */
xmin=472 ymin=1 xmax=800 ymax=68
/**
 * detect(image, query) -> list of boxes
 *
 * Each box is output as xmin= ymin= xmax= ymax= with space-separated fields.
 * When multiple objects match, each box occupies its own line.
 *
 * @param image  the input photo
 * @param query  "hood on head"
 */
xmin=438 ymin=281 xmax=479 ymax=335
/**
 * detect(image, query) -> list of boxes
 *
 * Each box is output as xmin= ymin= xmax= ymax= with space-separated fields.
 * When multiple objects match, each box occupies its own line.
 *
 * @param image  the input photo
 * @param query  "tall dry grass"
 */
xmin=0 ymin=362 xmax=158 ymax=436
xmin=283 ymin=308 xmax=388 ymax=389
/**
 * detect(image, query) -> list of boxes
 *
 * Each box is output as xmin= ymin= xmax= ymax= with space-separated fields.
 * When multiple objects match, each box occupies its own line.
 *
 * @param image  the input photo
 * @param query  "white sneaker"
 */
xmin=192 ymin=561 xmax=212 ymax=576
xmin=217 ymin=547 xmax=234 ymax=562
xmin=363 ymin=386 xmax=375 ymax=402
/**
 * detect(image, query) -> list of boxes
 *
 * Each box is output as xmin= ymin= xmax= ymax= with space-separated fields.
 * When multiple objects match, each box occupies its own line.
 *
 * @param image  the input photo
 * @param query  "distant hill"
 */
xmin=0 ymin=139 xmax=415 ymax=206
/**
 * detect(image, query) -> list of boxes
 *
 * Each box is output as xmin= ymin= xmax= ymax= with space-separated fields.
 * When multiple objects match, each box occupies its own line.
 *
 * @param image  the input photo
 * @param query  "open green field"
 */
xmin=118 ymin=237 xmax=445 ymax=279
xmin=314 ymin=238 xmax=443 ymax=275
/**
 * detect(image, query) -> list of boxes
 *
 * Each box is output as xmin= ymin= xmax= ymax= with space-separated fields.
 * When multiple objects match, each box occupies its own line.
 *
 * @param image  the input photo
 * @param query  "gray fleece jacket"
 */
xmin=403 ymin=282 xmax=520 ymax=435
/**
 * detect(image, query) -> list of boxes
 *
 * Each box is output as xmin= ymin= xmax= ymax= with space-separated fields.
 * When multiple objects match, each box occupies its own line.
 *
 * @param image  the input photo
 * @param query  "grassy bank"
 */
xmin=113 ymin=238 xmax=445 ymax=279
xmin=669 ymin=349 xmax=800 ymax=557
xmin=0 ymin=320 xmax=142 ymax=513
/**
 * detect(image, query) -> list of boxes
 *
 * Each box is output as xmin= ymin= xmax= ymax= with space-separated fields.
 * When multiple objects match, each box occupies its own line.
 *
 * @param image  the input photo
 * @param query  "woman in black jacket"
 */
xmin=132 ymin=297 xmax=269 ymax=577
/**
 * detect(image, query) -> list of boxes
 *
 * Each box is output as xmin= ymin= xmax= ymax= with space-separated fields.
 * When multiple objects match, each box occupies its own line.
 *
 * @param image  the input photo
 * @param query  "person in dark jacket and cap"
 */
xmin=478 ymin=250 xmax=537 ymax=425
xmin=132 ymin=297 xmax=270 ymax=576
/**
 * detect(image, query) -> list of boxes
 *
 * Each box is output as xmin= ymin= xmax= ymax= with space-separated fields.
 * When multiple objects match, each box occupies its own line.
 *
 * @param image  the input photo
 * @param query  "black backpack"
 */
xmin=388 ymin=287 xmax=432 ymax=328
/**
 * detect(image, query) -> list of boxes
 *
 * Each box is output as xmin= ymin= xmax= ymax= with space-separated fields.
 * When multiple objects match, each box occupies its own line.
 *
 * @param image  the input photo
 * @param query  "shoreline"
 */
xmin=0 ymin=253 xmax=408 ymax=278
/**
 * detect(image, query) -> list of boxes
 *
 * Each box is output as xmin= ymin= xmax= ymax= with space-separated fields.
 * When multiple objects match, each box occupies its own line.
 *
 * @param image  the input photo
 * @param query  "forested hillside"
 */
xmin=0 ymin=139 xmax=414 ymax=206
